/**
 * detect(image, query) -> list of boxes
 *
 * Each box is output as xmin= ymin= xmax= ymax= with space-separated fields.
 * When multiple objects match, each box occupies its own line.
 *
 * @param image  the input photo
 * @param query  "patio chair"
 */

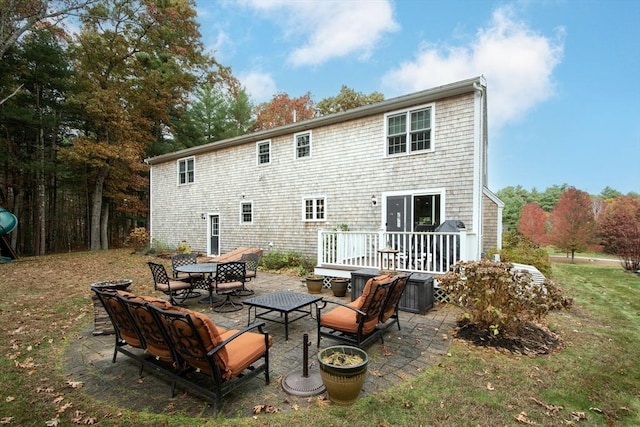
xmin=378 ymin=273 xmax=411 ymax=333
xmin=147 ymin=303 xmax=271 ymax=410
xmin=211 ymin=261 xmax=246 ymax=312
xmin=238 ymin=252 xmax=260 ymax=295
xmin=90 ymin=286 xmax=172 ymax=376
xmin=170 ymin=253 xmax=203 ymax=283
xmin=147 ymin=261 xmax=196 ymax=305
xmin=316 ymin=274 xmax=395 ymax=348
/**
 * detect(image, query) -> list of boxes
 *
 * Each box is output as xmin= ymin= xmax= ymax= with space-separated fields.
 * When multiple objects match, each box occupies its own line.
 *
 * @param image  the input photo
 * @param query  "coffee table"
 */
xmin=244 ymin=291 xmax=323 ymax=340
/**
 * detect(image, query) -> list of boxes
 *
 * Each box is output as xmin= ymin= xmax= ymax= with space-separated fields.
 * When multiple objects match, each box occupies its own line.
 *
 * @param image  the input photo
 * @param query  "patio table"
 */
xmin=244 ymin=291 xmax=322 ymax=340
xmin=175 ymin=262 xmax=218 ymax=304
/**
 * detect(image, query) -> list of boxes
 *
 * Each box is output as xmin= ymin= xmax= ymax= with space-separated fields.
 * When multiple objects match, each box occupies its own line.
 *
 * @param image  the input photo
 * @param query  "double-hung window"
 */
xmin=295 ymin=131 xmax=311 ymax=159
xmin=303 ymin=197 xmax=325 ymax=221
xmin=240 ymin=201 xmax=253 ymax=224
xmin=177 ymin=157 xmax=195 ymax=185
xmin=257 ymin=140 xmax=270 ymax=165
xmin=386 ymin=105 xmax=433 ymax=156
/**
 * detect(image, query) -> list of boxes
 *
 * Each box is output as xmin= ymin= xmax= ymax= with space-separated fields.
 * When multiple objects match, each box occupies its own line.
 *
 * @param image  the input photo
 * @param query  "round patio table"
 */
xmin=174 ymin=263 xmax=219 ymax=304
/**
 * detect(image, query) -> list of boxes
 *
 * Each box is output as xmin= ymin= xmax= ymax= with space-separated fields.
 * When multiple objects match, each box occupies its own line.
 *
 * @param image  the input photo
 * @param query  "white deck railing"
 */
xmin=316 ymin=229 xmax=474 ymax=275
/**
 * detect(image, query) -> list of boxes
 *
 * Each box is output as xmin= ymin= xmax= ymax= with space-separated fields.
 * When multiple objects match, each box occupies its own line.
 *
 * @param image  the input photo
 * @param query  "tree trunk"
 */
xmin=101 ymin=202 xmax=109 ymax=250
xmin=90 ymin=168 xmax=108 ymax=250
xmin=37 ymin=95 xmax=46 ymax=256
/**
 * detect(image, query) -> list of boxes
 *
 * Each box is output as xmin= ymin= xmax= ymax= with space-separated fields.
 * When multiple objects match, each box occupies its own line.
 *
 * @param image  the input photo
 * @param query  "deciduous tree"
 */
xmin=597 ymin=196 xmax=640 ymax=272
xmin=65 ymin=0 xmax=210 ymax=250
xmin=549 ymin=187 xmax=596 ymax=262
xmin=252 ymin=92 xmax=314 ymax=131
xmin=517 ymin=202 xmax=548 ymax=246
xmin=316 ymin=85 xmax=384 ymax=115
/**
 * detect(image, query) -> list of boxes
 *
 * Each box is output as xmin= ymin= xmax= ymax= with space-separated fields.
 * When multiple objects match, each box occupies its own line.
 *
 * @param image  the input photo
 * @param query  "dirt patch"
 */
xmin=453 ymin=319 xmax=563 ymax=356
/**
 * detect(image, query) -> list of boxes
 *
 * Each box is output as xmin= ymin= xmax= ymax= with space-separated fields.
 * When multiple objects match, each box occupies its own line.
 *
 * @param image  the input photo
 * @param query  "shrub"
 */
xmin=437 ymin=259 xmax=572 ymax=337
xmin=126 ymin=227 xmax=149 ymax=252
xmin=260 ymin=250 xmax=315 ymax=275
xmin=176 ymin=240 xmax=192 ymax=254
xmin=495 ymin=231 xmax=552 ymax=276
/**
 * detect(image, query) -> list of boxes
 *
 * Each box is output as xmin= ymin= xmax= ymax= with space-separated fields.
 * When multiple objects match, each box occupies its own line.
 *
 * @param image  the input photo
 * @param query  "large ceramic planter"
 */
xmin=330 ymin=278 xmax=348 ymax=297
xmin=306 ymin=276 xmax=324 ymax=294
xmin=318 ymin=345 xmax=368 ymax=405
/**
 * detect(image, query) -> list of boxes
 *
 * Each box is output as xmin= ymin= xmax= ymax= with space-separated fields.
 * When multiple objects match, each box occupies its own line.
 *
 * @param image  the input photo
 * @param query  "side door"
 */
xmin=386 ymin=195 xmax=411 ymax=233
xmin=208 ymin=214 xmax=220 ymax=256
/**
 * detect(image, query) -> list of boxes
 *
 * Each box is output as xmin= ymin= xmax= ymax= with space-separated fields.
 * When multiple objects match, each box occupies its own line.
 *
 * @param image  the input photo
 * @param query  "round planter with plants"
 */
xmin=318 ymin=345 xmax=368 ymax=405
xmin=305 ymin=275 xmax=324 ymax=294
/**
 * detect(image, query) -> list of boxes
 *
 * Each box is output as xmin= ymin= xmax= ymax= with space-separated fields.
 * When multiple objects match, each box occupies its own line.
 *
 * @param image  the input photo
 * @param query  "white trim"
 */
xmin=383 ymin=102 xmax=435 ymax=158
xmin=176 ymin=156 xmax=195 ymax=186
xmin=301 ymin=195 xmax=326 ymax=222
xmin=380 ymin=188 xmax=446 ymax=229
xmin=294 ymin=130 xmax=312 ymax=159
xmin=239 ymin=200 xmax=253 ymax=225
xmin=256 ymin=139 xmax=271 ymax=165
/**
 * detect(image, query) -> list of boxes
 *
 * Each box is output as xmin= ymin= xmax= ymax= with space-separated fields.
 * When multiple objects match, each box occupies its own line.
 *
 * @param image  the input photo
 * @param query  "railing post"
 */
xmin=458 ymin=230 xmax=467 ymax=261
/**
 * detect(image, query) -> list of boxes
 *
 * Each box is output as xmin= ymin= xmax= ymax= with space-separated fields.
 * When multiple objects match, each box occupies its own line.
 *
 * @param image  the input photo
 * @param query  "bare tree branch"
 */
xmin=0 ymin=0 xmax=98 ymax=58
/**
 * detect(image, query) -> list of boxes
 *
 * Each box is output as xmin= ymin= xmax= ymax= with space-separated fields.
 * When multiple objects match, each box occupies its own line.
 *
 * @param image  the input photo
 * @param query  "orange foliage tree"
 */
xmin=252 ymin=92 xmax=315 ymax=131
xmin=597 ymin=196 xmax=640 ymax=271
xmin=549 ymin=188 xmax=596 ymax=262
xmin=517 ymin=202 xmax=549 ymax=246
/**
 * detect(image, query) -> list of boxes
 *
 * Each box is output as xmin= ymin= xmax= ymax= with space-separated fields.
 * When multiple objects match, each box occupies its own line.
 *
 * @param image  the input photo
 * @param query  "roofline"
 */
xmin=145 ymin=76 xmax=486 ymax=165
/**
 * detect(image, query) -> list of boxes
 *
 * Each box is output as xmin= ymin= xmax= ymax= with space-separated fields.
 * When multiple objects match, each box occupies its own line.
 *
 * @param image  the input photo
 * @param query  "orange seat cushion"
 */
xmin=321 ymin=274 xmax=393 ymax=336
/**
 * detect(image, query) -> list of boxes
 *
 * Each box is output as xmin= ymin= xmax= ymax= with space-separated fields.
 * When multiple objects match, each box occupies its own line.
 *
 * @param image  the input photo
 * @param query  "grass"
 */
xmin=0 ymin=249 xmax=638 ymax=426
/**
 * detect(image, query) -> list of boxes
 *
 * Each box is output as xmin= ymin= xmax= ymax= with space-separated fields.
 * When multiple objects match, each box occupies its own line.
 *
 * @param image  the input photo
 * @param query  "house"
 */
xmin=145 ymin=76 xmax=504 ymax=277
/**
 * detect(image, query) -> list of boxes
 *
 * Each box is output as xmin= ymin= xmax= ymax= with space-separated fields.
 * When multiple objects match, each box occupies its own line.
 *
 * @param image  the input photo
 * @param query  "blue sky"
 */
xmin=194 ymin=0 xmax=640 ymax=196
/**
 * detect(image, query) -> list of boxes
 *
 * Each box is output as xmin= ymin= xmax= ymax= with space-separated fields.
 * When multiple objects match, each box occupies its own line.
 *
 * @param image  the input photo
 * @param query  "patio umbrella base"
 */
xmin=282 ymin=368 xmax=325 ymax=397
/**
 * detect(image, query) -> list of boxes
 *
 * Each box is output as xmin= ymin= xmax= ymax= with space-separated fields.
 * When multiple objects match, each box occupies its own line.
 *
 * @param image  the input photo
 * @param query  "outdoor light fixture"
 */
xmin=371 ymin=195 xmax=377 ymax=206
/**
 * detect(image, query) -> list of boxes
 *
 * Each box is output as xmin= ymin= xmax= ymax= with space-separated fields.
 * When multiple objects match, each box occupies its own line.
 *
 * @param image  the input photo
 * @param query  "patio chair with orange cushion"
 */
xmin=378 ymin=273 xmax=412 ymax=333
xmin=316 ymin=274 xmax=396 ymax=348
xmin=147 ymin=261 xmax=196 ymax=305
xmin=147 ymin=304 xmax=272 ymax=410
xmin=91 ymin=286 xmax=172 ymax=376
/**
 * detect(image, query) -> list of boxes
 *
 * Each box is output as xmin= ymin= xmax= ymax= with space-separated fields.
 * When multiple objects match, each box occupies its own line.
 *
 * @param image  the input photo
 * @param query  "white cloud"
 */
xmin=382 ymin=6 xmax=564 ymax=131
xmin=238 ymin=71 xmax=278 ymax=103
xmin=239 ymin=0 xmax=399 ymax=67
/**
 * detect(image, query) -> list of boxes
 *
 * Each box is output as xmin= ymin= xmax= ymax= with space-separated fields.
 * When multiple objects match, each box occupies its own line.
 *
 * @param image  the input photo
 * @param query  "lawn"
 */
xmin=0 ymin=249 xmax=638 ymax=426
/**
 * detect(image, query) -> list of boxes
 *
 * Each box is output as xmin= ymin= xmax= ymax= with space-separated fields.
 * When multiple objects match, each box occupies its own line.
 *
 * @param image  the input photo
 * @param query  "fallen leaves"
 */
xmin=251 ymin=404 xmax=280 ymax=414
xmin=530 ymin=396 xmax=563 ymax=413
xmin=514 ymin=411 xmax=537 ymax=425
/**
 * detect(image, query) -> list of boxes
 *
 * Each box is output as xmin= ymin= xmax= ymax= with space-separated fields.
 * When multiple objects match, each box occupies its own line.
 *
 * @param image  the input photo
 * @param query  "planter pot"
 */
xmin=330 ymin=278 xmax=348 ymax=297
xmin=306 ymin=276 xmax=324 ymax=294
xmin=318 ymin=345 xmax=368 ymax=405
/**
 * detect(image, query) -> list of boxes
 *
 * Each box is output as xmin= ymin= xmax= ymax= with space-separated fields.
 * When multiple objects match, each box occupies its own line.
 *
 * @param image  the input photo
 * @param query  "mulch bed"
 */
xmin=453 ymin=319 xmax=563 ymax=356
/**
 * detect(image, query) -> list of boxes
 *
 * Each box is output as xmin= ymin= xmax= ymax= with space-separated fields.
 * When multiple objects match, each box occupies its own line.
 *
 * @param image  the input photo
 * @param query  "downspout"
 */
xmin=471 ymin=79 xmax=485 ymax=260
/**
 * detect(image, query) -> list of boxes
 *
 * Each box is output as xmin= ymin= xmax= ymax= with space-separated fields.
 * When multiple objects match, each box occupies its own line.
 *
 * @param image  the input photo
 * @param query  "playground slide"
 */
xmin=0 ymin=207 xmax=17 ymax=235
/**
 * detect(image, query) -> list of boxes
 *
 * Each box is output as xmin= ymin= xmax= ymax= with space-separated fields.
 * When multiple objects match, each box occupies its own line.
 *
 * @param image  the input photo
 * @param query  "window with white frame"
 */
xmin=257 ymin=140 xmax=270 ymax=165
xmin=295 ymin=131 xmax=311 ymax=159
xmin=177 ymin=157 xmax=195 ymax=185
xmin=240 ymin=201 xmax=253 ymax=224
xmin=386 ymin=105 xmax=433 ymax=156
xmin=303 ymin=197 xmax=325 ymax=221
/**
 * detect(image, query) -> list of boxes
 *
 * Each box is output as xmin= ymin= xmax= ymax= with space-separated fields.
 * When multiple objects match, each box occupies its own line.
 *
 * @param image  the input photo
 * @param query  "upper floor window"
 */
xmin=303 ymin=197 xmax=325 ymax=221
xmin=295 ymin=131 xmax=311 ymax=159
xmin=257 ymin=140 xmax=270 ymax=165
xmin=178 ymin=157 xmax=195 ymax=185
xmin=240 ymin=201 xmax=253 ymax=224
xmin=386 ymin=105 xmax=433 ymax=156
